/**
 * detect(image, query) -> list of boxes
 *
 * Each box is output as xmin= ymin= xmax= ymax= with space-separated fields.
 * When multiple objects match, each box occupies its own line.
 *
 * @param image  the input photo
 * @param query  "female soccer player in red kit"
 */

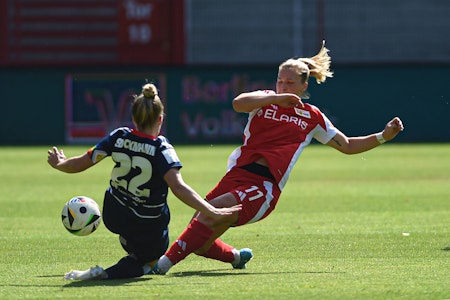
xmin=153 ymin=41 xmax=404 ymax=274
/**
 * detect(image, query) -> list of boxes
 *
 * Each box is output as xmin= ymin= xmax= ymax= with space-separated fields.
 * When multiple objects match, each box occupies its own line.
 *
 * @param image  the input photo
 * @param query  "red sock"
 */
xmin=165 ymin=218 xmax=213 ymax=265
xmin=198 ymin=238 xmax=235 ymax=263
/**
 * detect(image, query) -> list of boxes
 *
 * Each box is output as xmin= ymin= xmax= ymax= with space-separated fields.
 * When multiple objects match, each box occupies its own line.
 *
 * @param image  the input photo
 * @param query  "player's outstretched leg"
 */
xmin=196 ymin=239 xmax=254 ymax=269
xmin=152 ymin=218 xmax=214 ymax=275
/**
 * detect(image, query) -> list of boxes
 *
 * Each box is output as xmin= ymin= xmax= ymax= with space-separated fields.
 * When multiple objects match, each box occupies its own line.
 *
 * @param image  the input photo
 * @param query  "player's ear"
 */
xmin=302 ymin=81 xmax=308 ymax=92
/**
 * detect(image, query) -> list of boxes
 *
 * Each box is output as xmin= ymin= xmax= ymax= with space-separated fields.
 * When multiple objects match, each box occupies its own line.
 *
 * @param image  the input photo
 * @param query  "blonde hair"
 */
xmin=279 ymin=40 xmax=333 ymax=85
xmin=132 ymin=83 xmax=164 ymax=130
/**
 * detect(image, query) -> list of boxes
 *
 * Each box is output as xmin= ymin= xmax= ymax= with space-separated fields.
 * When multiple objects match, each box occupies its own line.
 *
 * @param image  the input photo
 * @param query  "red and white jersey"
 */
xmin=227 ymin=90 xmax=338 ymax=191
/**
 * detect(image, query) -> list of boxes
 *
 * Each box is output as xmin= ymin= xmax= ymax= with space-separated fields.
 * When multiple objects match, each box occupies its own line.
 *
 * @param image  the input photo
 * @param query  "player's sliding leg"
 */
xmin=196 ymin=238 xmax=236 ymax=262
xmin=64 ymin=255 xmax=158 ymax=280
xmin=155 ymin=218 xmax=213 ymax=274
xmin=154 ymin=192 xmax=241 ymax=275
xmin=155 ymin=219 xmax=251 ymax=274
xmin=196 ymin=238 xmax=254 ymax=269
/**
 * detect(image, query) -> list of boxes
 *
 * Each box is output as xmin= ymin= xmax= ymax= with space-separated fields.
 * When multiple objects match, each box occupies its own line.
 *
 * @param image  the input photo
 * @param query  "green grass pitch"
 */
xmin=0 ymin=144 xmax=448 ymax=299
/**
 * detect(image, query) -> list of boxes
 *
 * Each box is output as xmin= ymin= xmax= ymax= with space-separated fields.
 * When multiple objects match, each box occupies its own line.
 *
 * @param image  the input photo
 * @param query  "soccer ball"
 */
xmin=61 ymin=196 xmax=102 ymax=236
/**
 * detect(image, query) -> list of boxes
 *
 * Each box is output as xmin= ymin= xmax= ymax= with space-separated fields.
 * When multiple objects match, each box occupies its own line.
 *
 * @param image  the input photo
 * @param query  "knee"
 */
xmin=195 ymin=213 xmax=216 ymax=228
xmin=196 ymin=211 xmax=237 ymax=229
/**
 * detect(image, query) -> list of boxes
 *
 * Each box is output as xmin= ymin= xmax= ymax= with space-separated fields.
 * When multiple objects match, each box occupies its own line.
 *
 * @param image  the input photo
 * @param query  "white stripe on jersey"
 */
xmin=247 ymin=180 xmax=274 ymax=224
xmin=225 ymin=110 xmax=256 ymax=171
xmin=162 ymin=148 xmax=180 ymax=164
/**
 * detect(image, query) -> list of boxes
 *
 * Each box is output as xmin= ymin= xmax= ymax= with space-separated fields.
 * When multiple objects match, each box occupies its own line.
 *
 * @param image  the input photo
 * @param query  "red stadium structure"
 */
xmin=0 ymin=0 xmax=185 ymax=66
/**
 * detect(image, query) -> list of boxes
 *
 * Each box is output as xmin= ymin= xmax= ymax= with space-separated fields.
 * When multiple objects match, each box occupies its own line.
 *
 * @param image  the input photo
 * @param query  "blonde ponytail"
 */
xmin=299 ymin=40 xmax=333 ymax=84
xmin=279 ymin=40 xmax=333 ymax=85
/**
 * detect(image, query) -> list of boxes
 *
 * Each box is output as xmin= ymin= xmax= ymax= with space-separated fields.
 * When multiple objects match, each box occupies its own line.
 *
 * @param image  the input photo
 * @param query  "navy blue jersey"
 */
xmin=87 ymin=127 xmax=182 ymax=219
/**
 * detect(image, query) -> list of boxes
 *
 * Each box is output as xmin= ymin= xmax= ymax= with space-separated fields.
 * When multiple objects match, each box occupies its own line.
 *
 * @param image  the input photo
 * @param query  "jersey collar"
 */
xmin=131 ymin=129 xmax=157 ymax=140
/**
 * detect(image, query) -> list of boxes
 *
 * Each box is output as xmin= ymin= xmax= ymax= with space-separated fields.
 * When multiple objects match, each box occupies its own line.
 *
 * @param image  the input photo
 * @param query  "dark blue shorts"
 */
xmin=102 ymin=190 xmax=170 ymax=263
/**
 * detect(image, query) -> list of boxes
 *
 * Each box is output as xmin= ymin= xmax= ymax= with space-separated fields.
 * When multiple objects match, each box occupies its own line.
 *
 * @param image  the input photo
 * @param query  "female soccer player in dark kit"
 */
xmin=47 ymin=83 xmax=241 ymax=280
xmin=152 ymin=41 xmax=404 ymax=274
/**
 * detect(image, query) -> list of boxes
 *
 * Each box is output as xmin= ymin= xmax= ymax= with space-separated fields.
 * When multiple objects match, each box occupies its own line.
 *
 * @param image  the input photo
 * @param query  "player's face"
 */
xmin=276 ymin=68 xmax=306 ymax=96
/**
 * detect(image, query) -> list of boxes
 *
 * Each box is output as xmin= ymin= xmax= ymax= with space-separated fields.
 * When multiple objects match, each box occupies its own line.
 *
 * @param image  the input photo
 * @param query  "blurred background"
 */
xmin=0 ymin=0 xmax=448 ymax=145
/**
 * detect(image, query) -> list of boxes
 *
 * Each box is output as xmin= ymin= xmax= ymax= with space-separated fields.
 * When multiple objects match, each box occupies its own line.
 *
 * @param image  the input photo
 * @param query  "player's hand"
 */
xmin=47 ymin=146 xmax=66 ymax=168
xmin=383 ymin=117 xmax=404 ymax=141
xmin=276 ymin=93 xmax=304 ymax=108
xmin=212 ymin=204 xmax=242 ymax=216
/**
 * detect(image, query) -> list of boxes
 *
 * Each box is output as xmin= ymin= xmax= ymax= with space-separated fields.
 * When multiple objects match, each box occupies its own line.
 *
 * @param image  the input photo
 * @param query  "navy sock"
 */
xmin=104 ymin=255 xmax=144 ymax=279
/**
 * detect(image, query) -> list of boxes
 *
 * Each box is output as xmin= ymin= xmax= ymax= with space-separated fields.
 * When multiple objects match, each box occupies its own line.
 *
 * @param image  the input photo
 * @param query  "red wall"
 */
xmin=0 ymin=0 xmax=185 ymax=66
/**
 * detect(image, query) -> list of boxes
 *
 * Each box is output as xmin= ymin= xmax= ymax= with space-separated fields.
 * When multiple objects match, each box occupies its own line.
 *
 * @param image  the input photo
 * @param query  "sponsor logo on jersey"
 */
xmin=263 ymin=108 xmax=308 ymax=130
xmin=294 ymin=107 xmax=311 ymax=119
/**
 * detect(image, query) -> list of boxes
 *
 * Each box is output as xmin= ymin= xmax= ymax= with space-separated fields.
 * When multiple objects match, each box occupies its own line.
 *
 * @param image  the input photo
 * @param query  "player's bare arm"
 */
xmin=164 ymin=168 xmax=242 ymax=220
xmin=326 ymin=117 xmax=404 ymax=154
xmin=47 ymin=147 xmax=94 ymax=173
xmin=233 ymin=91 xmax=303 ymax=112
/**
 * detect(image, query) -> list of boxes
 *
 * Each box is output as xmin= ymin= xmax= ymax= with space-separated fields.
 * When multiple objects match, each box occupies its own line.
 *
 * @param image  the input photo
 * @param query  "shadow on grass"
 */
xmin=4 ymin=268 xmax=347 ymax=289
xmin=62 ymin=277 xmax=152 ymax=287
xmin=44 ymin=270 xmax=251 ymax=288
xmin=29 ymin=267 xmax=347 ymax=288
xmin=169 ymin=269 xmax=255 ymax=277
xmin=0 ymin=277 xmax=152 ymax=289
xmin=168 ymin=268 xmax=345 ymax=277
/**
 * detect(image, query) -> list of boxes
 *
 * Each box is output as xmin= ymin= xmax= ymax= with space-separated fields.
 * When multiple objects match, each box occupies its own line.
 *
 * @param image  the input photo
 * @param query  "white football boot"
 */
xmin=64 ymin=265 xmax=107 ymax=280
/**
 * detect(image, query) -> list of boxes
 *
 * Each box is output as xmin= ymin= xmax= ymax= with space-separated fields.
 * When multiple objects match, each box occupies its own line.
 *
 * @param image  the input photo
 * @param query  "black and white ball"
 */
xmin=61 ymin=196 xmax=101 ymax=236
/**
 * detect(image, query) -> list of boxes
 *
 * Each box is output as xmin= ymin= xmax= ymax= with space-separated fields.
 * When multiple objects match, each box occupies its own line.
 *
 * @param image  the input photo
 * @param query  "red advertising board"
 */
xmin=0 ymin=0 xmax=184 ymax=66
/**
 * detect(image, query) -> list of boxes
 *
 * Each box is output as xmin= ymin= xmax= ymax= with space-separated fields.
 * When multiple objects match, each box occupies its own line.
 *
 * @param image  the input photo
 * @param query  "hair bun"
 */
xmin=142 ymin=83 xmax=158 ymax=98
